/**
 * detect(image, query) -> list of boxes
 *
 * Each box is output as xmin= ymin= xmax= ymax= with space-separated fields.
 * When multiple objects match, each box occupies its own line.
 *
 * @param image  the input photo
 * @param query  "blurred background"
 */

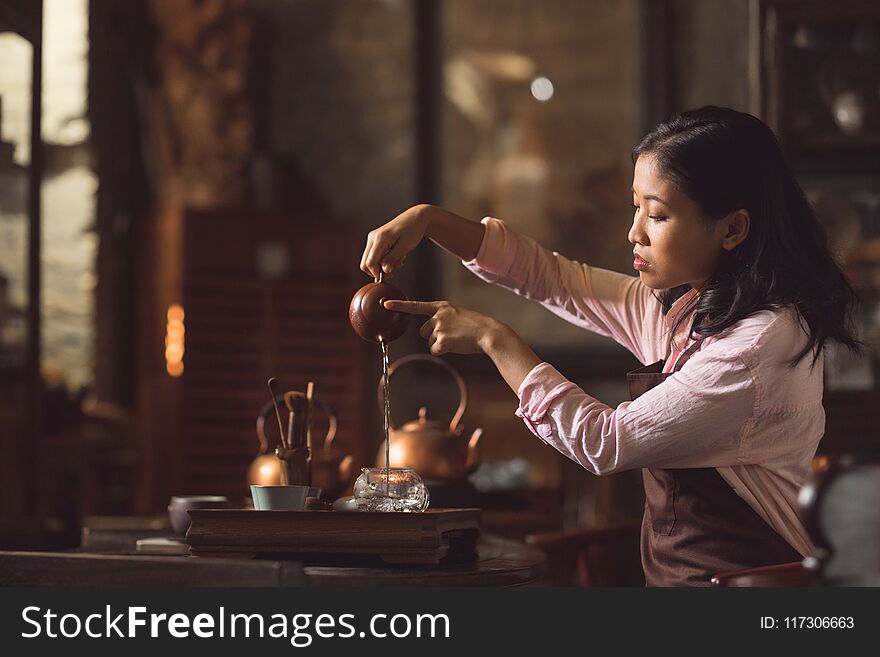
xmin=0 ymin=0 xmax=878 ymax=558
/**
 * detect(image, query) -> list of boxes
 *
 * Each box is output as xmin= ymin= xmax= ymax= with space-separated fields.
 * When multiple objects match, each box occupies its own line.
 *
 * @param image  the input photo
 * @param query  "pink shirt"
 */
xmin=463 ymin=217 xmax=822 ymax=557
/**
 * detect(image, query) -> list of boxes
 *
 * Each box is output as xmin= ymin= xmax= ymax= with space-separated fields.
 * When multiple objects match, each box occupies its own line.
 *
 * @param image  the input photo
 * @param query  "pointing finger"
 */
xmin=383 ymin=300 xmax=443 ymax=315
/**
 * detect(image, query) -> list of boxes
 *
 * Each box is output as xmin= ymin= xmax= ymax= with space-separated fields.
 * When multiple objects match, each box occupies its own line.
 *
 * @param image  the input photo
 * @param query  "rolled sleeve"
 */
xmin=511 ymin=341 xmax=757 ymax=476
xmin=516 ymin=362 xmax=578 ymax=423
xmin=515 ymin=362 xmax=595 ymax=446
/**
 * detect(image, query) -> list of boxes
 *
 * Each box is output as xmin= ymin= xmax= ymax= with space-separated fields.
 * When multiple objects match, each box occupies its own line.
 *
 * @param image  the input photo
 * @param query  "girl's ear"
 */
xmin=721 ymin=210 xmax=750 ymax=251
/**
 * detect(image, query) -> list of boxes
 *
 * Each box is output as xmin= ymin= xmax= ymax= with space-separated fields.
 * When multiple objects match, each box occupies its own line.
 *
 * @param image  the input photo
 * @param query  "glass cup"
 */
xmin=352 ymin=467 xmax=430 ymax=512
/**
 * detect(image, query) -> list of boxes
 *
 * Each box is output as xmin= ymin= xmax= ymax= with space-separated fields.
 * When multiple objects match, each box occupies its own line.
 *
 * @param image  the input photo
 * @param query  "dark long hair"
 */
xmin=632 ymin=106 xmax=862 ymax=369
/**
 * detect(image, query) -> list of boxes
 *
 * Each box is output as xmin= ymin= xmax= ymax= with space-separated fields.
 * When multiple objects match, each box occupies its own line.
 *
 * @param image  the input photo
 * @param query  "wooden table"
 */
xmin=0 ymin=534 xmax=545 ymax=587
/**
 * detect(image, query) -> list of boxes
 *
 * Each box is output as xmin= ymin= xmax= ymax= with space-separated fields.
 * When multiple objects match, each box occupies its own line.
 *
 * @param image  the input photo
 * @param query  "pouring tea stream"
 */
xmin=349 ymin=274 xmax=412 ymax=498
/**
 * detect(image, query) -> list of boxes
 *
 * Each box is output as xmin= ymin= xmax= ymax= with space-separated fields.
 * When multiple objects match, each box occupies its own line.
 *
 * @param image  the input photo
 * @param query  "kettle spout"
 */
xmin=465 ymin=427 xmax=483 ymax=473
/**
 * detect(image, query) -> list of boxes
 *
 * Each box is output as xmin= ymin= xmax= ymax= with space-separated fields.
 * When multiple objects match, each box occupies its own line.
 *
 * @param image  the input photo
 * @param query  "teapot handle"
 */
xmin=377 ymin=353 xmax=468 ymax=432
xmin=256 ymin=395 xmax=338 ymax=454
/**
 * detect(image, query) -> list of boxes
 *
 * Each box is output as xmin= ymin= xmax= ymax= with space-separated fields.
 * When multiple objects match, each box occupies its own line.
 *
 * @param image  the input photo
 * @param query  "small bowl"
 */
xmin=167 ymin=495 xmax=228 ymax=535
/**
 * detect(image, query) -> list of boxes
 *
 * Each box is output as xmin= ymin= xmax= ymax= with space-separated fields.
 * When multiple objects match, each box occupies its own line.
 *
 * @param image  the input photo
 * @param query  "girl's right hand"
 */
xmin=360 ymin=204 xmax=430 ymax=279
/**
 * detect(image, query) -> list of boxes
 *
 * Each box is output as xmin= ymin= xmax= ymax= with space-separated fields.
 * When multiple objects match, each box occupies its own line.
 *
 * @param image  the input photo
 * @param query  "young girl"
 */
xmin=359 ymin=106 xmax=862 ymax=586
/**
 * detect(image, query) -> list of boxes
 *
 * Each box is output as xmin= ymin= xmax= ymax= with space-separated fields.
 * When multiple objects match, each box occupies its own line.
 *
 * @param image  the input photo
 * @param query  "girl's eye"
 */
xmin=633 ymin=204 xmax=666 ymax=222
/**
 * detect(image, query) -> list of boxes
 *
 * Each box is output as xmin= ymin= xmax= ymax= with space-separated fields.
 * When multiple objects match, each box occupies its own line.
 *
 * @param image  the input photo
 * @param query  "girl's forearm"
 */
xmin=419 ymin=204 xmax=486 ymax=262
xmin=418 ymin=204 xmax=539 ymax=390
xmin=479 ymin=321 xmax=543 ymax=394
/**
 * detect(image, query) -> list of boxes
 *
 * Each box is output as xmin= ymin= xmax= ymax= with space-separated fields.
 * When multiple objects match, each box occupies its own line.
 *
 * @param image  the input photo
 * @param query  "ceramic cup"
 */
xmin=250 ymin=485 xmax=310 ymax=510
xmin=167 ymin=495 xmax=228 ymax=534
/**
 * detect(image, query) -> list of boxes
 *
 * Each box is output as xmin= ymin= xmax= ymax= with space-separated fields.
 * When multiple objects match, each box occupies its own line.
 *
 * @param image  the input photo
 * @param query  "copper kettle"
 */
xmin=250 ymin=396 xmax=354 ymax=500
xmin=375 ymin=354 xmax=482 ymax=481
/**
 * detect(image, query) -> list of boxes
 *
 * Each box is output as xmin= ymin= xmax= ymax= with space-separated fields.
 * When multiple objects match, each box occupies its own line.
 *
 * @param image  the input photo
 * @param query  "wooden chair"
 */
xmin=799 ymin=452 xmax=880 ymax=586
xmin=710 ymin=561 xmax=812 ymax=587
xmin=712 ymin=452 xmax=880 ymax=587
xmin=525 ymin=521 xmax=643 ymax=586
xmin=527 ymin=455 xmax=879 ymax=587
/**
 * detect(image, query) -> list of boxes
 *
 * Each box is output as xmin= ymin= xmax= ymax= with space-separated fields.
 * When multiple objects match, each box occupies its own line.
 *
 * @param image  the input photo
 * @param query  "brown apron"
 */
xmin=627 ymin=341 xmax=802 ymax=587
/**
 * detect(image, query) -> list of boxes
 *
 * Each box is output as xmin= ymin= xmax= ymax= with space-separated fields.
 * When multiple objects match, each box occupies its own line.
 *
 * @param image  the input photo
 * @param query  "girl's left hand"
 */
xmin=385 ymin=299 xmax=542 ymax=393
xmin=382 ymin=300 xmax=499 ymax=355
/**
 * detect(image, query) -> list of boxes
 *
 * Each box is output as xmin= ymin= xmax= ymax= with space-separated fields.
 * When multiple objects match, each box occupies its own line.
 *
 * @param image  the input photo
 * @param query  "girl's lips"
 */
xmin=633 ymin=255 xmax=650 ymax=271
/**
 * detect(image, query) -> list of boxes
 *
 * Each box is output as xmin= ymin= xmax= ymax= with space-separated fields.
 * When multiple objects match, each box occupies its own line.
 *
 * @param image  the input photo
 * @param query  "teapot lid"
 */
xmin=398 ymin=407 xmax=452 ymax=435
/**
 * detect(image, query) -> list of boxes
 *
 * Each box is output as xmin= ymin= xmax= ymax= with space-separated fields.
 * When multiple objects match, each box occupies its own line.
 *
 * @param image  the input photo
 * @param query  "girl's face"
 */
xmin=629 ymin=154 xmax=734 ymax=291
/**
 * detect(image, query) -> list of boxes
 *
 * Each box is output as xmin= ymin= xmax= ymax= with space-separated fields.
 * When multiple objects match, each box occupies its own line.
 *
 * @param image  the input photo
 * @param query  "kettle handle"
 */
xmin=377 ymin=353 xmax=468 ymax=432
xmin=257 ymin=395 xmax=338 ymax=454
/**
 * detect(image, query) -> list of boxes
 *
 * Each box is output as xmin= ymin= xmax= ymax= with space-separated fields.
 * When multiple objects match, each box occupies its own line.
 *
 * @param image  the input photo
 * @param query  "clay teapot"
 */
xmin=250 ymin=396 xmax=354 ymax=500
xmin=375 ymin=354 xmax=482 ymax=481
xmin=349 ymin=276 xmax=410 ymax=342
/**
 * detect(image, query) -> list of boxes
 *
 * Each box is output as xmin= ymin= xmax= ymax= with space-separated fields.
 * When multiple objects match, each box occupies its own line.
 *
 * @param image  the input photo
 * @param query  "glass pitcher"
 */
xmin=352 ymin=467 xmax=429 ymax=512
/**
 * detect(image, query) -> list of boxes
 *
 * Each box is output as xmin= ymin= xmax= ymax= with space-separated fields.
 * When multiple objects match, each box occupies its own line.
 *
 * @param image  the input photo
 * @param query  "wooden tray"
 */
xmin=186 ymin=508 xmax=481 ymax=565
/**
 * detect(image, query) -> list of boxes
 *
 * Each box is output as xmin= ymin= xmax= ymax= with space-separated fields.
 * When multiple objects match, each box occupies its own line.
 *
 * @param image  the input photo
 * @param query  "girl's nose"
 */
xmin=628 ymin=214 xmax=646 ymax=246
